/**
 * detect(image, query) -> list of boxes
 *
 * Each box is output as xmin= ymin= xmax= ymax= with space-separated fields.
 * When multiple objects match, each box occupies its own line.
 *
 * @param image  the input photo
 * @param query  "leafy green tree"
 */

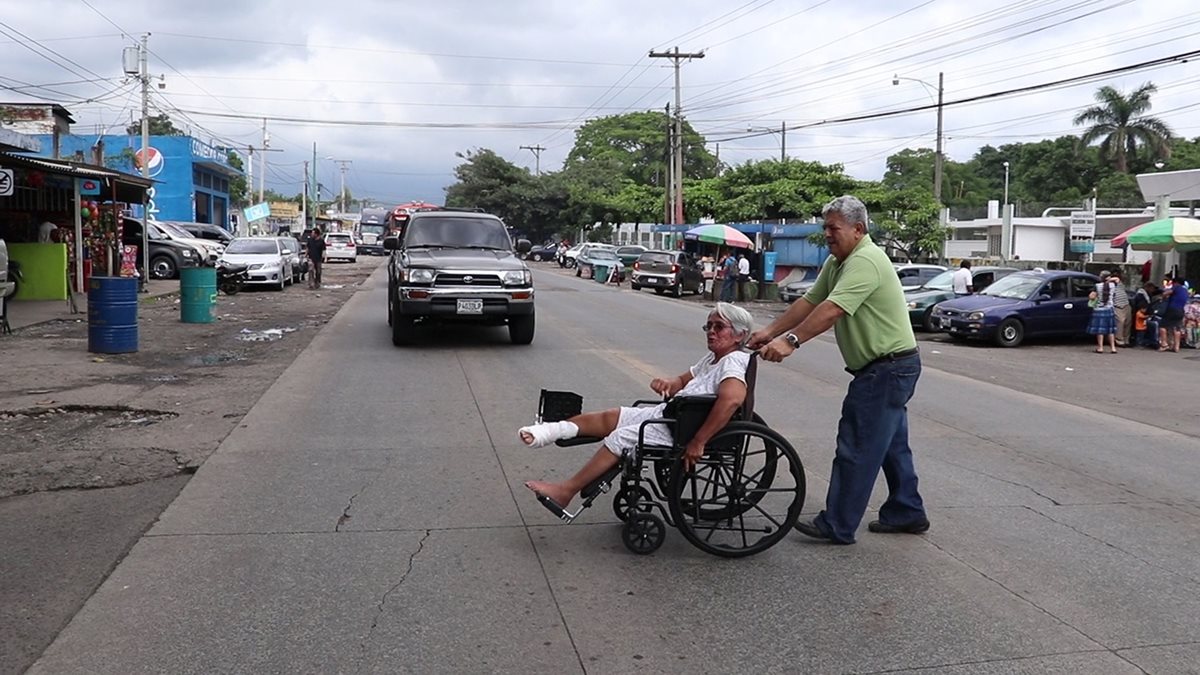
xmin=126 ymin=113 xmax=185 ymax=136
xmin=1166 ymin=136 xmax=1200 ymax=171
xmin=227 ymin=151 xmax=249 ymax=207
xmin=703 ymin=159 xmax=857 ymax=222
xmin=1095 ymin=173 xmax=1147 ymax=209
xmin=567 ymin=110 xmax=717 ymax=185
xmin=1073 ymin=83 xmax=1173 ymax=173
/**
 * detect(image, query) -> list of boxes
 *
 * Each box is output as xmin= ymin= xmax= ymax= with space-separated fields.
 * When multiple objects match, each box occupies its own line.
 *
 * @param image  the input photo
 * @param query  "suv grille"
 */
xmin=436 ymin=273 xmax=502 ymax=287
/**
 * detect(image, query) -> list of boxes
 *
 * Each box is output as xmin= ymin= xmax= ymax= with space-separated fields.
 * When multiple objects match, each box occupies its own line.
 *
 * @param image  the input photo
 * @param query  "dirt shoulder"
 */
xmin=0 ymin=256 xmax=385 ymax=674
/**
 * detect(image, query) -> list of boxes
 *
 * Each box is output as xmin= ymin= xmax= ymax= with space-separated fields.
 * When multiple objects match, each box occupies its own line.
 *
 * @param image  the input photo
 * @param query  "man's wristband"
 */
xmin=785 ymin=332 xmax=800 ymax=349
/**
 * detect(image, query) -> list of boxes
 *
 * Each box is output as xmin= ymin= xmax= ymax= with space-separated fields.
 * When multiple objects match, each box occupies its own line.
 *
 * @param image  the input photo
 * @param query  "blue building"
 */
xmin=33 ymin=134 xmax=242 ymax=227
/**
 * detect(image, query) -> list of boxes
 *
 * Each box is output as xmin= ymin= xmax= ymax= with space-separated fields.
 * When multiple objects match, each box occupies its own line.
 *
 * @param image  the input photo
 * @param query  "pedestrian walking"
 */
xmin=748 ymin=195 xmax=927 ymax=545
xmin=951 ymin=260 xmax=973 ymax=295
xmin=1087 ymin=271 xmax=1117 ymax=354
xmin=305 ymin=227 xmax=326 ymax=289
xmin=1110 ymin=271 xmax=1131 ymax=346
xmin=720 ymin=252 xmax=737 ymax=302
xmin=736 ymin=252 xmax=751 ymax=302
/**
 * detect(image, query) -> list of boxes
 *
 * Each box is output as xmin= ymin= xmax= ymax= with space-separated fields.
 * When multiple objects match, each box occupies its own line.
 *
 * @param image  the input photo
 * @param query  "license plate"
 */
xmin=647 ymin=277 xmax=659 ymax=284
xmin=940 ymin=317 xmax=951 ymax=329
xmin=457 ymin=299 xmax=483 ymax=314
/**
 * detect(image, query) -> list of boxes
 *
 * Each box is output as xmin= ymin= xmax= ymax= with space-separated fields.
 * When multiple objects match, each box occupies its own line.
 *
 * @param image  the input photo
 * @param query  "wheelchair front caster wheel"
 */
xmin=622 ymin=513 xmax=666 ymax=555
xmin=612 ymin=486 xmax=653 ymax=522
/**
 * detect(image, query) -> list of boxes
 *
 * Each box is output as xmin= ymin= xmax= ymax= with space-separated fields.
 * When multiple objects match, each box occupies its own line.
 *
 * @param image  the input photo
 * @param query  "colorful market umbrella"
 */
xmin=1114 ymin=217 xmax=1200 ymax=252
xmin=684 ymin=224 xmax=753 ymax=249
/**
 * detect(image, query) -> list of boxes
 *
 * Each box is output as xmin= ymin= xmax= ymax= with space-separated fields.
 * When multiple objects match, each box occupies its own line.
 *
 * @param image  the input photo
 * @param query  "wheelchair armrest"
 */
xmin=632 ymin=399 xmax=665 ymax=408
xmin=555 ymin=436 xmax=602 ymax=447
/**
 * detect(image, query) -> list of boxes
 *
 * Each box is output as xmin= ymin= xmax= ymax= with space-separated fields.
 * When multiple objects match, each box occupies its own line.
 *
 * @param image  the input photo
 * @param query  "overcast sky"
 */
xmin=3 ymin=0 xmax=1198 ymax=208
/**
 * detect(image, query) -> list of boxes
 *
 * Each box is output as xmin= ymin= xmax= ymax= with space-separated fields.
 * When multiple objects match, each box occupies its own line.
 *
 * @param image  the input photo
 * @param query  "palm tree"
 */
xmin=1073 ymin=83 xmax=1173 ymax=173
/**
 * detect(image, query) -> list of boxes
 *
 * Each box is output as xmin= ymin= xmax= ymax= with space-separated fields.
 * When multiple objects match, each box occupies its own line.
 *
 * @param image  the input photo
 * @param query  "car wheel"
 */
xmin=391 ymin=299 xmax=416 ymax=346
xmin=671 ymin=282 xmax=682 ymax=298
xmin=150 ymin=255 xmax=177 ymax=280
xmin=387 ymin=287 xmax=394 ymax=326
xmin=509 ymin=312 xmax=535 ymax=345
xmin=922 ymin=309 xmax=937 ymax=332
xmin=565 ymin=259 xmax=576 ymax=269
xmin=995 ymin=318 xmax=1024 ymax=347
xmin=276 ymin=276 xmax=286 ymax=292
xmin=631 ymin=283 xmax=640 ymax=291
xmin=532 ymin=253 xmax=543 ymax=262
xmin=575 ymin=267 xmax=581 ymax=277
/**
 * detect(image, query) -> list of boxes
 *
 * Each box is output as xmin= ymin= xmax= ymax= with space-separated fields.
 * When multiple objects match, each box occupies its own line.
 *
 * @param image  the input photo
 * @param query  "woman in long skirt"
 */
xmin=1088 ymin=275 xmax=1117 ymax=353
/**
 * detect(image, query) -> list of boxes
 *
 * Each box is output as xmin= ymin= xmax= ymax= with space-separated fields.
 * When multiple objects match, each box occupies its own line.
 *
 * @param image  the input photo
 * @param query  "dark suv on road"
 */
xmin=384 ymin=210 xmax=534 ymax=345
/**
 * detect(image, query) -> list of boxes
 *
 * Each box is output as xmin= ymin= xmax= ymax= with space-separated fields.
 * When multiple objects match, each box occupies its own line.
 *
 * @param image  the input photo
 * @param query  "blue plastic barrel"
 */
xmin=180 ymin=267 xmax=217 ymax=323
xmin=88 ymin=276 xmax=138 ymax=353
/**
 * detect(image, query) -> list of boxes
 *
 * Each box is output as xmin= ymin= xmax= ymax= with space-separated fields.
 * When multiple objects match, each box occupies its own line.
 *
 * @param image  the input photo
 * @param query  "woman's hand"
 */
xmin=650 ymin=376 xmax=681 ymax=398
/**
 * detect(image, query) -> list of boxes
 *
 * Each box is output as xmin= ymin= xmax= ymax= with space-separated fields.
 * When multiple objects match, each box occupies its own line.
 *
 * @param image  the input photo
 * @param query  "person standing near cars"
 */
xmin=305 ymin=227 xmax=326 ymax=289
xmin=720 ymin=252 xmax=737 ymax=302
xmin=748 ymin=195 xmax=928 ymax=545
xmin=736 ymin=252 xmax=751 ymax=302
xmin=1109 ymin=270 xmax=1131 ymax=346
xmin=1159 ymin=275 xmax=1189 ymax=352
xmin=951 ymin=259 xmax=973 ymax=295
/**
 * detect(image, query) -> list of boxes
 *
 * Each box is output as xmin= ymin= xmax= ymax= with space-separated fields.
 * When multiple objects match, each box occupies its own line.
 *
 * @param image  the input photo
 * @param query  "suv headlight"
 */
xmin=404 ymin=268 xmax=435 ymax=283
xmin=503 ymin=269 xmax=532 ymax=286
xmin=966 ymin=311 xmax=984 ymax=321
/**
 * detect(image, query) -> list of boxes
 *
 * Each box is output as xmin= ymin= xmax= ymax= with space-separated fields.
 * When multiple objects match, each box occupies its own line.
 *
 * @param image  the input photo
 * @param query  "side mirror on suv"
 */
xmin=515 ymin=239 xmax=532 ymax=254
xmin=383 ymin=236 xmax=400 ymax=251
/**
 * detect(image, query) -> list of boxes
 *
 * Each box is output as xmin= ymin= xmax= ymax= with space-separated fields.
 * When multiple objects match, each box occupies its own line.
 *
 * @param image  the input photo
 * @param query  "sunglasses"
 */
xmin=702 ymin=322 xmax=732 ymax=333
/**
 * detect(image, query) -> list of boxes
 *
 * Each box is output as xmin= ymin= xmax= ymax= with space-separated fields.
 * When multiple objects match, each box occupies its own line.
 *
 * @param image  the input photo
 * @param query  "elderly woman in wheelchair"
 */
xmin=520 ymin=302 xmax=805 ymax=557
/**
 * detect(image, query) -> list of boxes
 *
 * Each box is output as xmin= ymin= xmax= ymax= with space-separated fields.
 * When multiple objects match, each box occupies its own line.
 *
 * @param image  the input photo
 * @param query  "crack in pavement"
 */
xmin=356 ymin=529 xmax=432 ymax=673
xmin=335 ymin=489 xmax=363 ymax=532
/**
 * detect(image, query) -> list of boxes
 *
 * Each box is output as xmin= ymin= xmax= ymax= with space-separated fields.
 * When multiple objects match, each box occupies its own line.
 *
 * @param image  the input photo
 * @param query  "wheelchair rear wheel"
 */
xmin=667 ymin=421 xmax=805 ymax=558
xmin=653 ymin=412 xmax=776 ymax=520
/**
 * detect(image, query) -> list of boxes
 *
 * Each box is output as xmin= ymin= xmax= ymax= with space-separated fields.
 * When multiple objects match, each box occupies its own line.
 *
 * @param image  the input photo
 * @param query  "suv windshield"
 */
xmin=405 ymin=216 xmax=511 ymax=250
xmin=226 ymin=239 xmax=279 ymax=254
xmin=157 ymin=222 xmax=193 ymax=239
xmin=980 ymin=274 xmax=1043 ymax=299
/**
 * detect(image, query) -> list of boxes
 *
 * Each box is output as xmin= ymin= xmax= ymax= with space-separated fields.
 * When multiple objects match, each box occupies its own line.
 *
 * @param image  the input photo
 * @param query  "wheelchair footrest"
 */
xmin=536 ymin=494 xmax=574 ymax=523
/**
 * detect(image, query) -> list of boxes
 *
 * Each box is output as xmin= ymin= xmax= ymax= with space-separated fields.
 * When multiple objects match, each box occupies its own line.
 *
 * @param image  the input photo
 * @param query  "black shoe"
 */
xmin=794 ymin=518 xmax=829 ymax=540
xmin=868 ymin=518 xmax=930 ymax=534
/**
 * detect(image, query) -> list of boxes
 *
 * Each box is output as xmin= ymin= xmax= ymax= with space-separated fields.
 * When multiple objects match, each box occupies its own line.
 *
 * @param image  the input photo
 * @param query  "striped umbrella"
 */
xmin=684 ymin=224 xmax=753 ymax=249
xmin=1112 ymin=217 xmax=1200 ymax=252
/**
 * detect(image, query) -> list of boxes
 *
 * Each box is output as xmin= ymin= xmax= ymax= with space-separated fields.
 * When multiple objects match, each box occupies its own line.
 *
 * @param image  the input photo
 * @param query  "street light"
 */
xmin=892 ymin=72 xmax=944 ymax=203
xmin=745 ymin=122 xmax=787 ymax=162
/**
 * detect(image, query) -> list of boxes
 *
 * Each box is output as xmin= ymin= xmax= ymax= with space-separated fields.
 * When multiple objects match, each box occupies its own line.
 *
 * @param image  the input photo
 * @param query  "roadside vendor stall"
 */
xmin=0 ymin=152 xmax=152 ymax=301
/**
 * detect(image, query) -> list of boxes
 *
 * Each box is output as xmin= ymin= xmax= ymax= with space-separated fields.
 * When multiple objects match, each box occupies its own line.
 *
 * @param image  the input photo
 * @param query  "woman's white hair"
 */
xmin=712 ymin=302 xmax=754 ymax=340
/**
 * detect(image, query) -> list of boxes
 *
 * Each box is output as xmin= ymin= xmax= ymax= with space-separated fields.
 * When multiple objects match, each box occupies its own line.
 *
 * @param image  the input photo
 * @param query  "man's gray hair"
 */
xmin=713 ymin=302 xmax=753 ymax=338
xmin=822 ymin=195 xmax=869 ymax=230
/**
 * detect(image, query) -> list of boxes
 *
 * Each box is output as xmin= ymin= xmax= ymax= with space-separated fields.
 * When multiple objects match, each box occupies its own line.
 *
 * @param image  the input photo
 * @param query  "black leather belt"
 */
xmin=846 ymin=347 xmax=919 ymax=375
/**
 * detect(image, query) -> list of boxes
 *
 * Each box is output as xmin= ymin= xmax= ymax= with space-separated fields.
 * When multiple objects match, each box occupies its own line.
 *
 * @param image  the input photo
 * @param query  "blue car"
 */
xmin=931 ymin=270 xmax=1100 ymax=347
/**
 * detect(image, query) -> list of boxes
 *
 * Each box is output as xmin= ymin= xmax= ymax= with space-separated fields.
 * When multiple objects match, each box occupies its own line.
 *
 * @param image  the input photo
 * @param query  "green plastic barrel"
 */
xmin=593 ymin=263 xmax=610 ymax=282
xmin=180 ymin=267 xmax=217 ymax=323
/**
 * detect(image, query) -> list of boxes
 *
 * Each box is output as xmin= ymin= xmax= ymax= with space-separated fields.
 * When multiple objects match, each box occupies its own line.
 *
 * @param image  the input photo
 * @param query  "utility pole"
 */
xmin=333 ymin=159 xmax=352 ymax=213
xmin=138 ymin=33 xmax=150 ymax=291
xmin=302 ymin=159 xmax=308 ymax=231
xmin=519 ymin=144 xmax=545 ymax=175
xmin=934 ymin=71 xmax=944 ymax=204
xmin=780 ymin=120 xmax=787 ymax=163
xmin=649 ymin=46 xmax=704 ymax=225
xmin=311 ymin=143 xmax=318 ymax=229
xmin=259 ymin=119 xmax=269 ymax=203
xmin=663 ymin=103 xmax=672 ymax=225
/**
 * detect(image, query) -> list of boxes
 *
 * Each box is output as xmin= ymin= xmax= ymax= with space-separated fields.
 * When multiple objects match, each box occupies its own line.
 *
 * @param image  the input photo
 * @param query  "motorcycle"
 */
xmin=216 ymin=261 xmax=249 ymax=295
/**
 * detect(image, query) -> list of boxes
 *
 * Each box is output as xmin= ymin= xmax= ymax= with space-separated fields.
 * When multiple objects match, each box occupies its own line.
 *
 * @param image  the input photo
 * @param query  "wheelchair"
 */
xmin=532 ymin=355 xmax=806 ymax=558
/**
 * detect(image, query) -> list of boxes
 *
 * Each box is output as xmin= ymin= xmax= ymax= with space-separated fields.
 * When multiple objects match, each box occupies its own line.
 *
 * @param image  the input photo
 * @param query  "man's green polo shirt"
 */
xmin=802 ymin=236 xmax=916 ymax=371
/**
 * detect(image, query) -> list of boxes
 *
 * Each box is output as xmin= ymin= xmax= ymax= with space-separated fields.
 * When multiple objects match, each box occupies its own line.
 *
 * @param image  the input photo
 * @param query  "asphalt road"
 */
xmin=28 ymin=264 xmax=1200 ymax=673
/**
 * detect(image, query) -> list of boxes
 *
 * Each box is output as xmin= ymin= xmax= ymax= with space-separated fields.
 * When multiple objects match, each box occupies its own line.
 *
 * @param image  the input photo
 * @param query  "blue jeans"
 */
xmin=720 ymin=277 xmax=736 ymax=302
xmin=814 ymin=353 xmax=925 ymax=543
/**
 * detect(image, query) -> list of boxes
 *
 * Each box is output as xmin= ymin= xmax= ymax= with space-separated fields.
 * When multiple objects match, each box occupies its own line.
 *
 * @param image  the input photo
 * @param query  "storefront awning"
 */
xmin=0 ymin=151 xmax=154 ymax=202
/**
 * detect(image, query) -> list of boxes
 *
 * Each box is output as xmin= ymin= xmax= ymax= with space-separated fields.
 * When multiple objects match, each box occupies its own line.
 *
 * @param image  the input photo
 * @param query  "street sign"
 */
xmin=0 ymin=168 xmax=13 ymax=197
xmin=1069 ymin=211 xmax=1096 ymax=238
xmin=243 ymin=202 xmax=271 ymax=222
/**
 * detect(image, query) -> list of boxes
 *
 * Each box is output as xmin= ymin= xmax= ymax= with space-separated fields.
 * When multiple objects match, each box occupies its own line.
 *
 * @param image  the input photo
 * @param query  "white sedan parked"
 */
xmin=219 ymin=237 xmax=292 ymax=291
xmin=324 ymin=232 xmax=357 ymax=262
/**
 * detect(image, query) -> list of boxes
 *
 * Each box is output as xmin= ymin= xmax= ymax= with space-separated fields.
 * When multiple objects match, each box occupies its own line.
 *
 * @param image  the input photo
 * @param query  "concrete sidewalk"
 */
xmin=2 ymin=279 xmax=180 ymax=333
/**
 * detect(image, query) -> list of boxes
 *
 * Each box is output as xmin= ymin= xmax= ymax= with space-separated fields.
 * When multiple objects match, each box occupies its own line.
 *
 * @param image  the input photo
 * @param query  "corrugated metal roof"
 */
xmin=0 ymin=151 xmax=153 ymax=186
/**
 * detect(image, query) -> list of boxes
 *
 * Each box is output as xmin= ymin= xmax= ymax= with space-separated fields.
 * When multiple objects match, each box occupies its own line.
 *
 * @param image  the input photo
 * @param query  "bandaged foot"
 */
xmin=518 ymin=421 xmax=579 ymax=448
